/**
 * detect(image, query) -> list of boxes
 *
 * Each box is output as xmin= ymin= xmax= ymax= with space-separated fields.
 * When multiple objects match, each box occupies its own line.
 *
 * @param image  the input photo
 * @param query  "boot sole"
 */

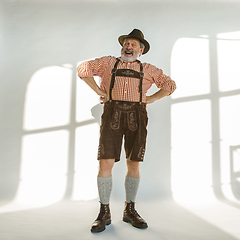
xmin=123 ymin=217 xmax=148 ymax=229
xmin=91 ymin=220 xmax=111 ymax=233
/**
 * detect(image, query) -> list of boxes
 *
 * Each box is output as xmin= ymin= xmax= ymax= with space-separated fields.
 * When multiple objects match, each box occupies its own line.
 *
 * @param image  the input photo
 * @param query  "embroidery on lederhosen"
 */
xmin=127 ymin=111 xmax=138 ymax=131
xmin=98 ymin=144 xmax=105 ymax=158
xmin=118 ymin=103 xmax=134 ymax=111
xmin=111 ymin=110 xmax=121 ymax=129
xmin=137 ymin=146 xmax=145 ymax=160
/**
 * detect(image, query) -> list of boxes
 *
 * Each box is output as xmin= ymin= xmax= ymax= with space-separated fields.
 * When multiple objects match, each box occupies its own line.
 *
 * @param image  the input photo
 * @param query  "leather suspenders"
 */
xmin=109 ymin=58 xmax=144 ymax=103
xmin=109 ymin=58 xmax=120 ymax=101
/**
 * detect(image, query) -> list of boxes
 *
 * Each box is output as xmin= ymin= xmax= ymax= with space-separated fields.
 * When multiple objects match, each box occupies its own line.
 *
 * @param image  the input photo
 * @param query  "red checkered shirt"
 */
xmin=77 ymin=56 xmax=176 ymax=102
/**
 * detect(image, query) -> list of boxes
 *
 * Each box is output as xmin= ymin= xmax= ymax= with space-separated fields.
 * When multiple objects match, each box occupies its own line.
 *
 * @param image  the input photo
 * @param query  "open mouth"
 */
xmin=124 ymin=50 xmax=133 ymax=56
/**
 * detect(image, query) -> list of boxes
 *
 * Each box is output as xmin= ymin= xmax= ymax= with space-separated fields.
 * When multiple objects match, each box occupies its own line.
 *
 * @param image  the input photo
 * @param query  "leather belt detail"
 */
xmin=114 ymin=101 xmax=136 ymax=111
xmin=115 ymin=69 xmax=141 ymax=79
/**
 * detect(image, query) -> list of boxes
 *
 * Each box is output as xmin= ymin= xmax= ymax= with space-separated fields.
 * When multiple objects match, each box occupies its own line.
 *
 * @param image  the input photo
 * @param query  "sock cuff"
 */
xmin=125 ymin=175 xmax=140 ymax=181
xmin=97 ymin=176 xmax=112 ymax=181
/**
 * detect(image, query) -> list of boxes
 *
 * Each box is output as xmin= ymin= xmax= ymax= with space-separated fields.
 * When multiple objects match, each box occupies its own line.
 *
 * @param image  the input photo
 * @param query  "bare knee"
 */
xmin=98 ymin=159 xmax=115 ymax=178
xmin=126 ymin=159 xmax=140 ymax=178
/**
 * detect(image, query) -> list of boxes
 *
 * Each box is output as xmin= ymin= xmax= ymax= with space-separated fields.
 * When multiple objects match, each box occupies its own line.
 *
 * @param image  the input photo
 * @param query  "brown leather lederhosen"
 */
xmin=97 ymin=58 xmax=148 ymax=162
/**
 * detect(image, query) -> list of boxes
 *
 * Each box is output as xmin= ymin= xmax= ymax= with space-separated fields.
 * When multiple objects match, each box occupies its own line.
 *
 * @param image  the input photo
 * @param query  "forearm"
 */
xmin=146 ymin=89 xmax=171 ymax=104
xmin=80 ymin=77 xmax=101 ymax=95
xmin=80 ymin=77 xmax=107 ymax=101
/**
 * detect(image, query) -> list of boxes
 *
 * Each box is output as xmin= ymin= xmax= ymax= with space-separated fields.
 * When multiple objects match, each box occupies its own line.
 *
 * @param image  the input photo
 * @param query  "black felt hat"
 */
xmin=118 ymin=29 xmax=150 ymax=54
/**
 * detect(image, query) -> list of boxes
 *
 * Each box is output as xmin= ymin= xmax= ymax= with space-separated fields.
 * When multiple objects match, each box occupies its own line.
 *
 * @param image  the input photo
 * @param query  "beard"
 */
xmin=120 ymin=48 xmax=141 ymax=62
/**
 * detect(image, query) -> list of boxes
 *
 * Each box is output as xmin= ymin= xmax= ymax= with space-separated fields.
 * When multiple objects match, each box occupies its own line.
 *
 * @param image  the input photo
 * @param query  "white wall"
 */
xmin=1 ymin=0 xmax=240 ymax=206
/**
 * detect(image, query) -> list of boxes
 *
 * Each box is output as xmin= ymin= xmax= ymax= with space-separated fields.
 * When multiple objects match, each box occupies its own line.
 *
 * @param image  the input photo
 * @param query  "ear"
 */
xmin=139 ymin=48 xmax=144 ymax=56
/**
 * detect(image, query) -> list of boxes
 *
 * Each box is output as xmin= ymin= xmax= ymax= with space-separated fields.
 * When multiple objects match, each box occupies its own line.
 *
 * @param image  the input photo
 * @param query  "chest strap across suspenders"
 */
xmin=109 ymin=58 xmax=144 ymax=103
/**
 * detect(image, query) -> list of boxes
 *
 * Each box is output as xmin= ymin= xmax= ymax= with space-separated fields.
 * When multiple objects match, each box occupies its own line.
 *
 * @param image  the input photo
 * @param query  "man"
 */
xmin=77 ymin=29 xmax=176 ymax=233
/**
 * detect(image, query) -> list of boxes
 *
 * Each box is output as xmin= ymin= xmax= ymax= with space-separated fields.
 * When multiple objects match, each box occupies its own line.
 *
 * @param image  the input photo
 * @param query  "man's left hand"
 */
xmin=146 ymin=89 xmax=171 ymax=104
xmin=145 ymin=95 xmax=156 ymax=104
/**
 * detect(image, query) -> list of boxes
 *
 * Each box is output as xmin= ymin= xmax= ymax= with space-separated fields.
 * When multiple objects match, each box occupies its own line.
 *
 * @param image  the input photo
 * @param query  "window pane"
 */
xmin=18 ymin=130 xmax=69 ymax=205
xmin=217 ymin=31 xmax=240 ymax=92
xmin=23 ymin=66 xmax=72 ymax=130
xmin=171 ymin=100 xmax=213 ymax=202
xmin=171 ymin=38 xmax=210 ymax=98
xmin=72 ymin=123 xmax=99 ymax=201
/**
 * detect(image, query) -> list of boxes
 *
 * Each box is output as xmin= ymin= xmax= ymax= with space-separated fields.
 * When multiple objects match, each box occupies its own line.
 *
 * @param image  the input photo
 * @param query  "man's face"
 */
xmin=121 ymin=38 xmax=144 ymax=62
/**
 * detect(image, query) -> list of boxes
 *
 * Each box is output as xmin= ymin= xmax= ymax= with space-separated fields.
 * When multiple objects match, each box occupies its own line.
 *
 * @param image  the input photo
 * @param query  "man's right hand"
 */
xmin=98 ymin=89 xmax=108 ymax=103
xmin=81 ymin=77 xmax=108 ymax=102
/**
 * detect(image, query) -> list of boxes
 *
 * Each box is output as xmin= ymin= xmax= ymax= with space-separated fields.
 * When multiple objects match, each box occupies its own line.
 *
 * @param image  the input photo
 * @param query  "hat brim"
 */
xmin=118 ymin=35 xmax=150 ymax=55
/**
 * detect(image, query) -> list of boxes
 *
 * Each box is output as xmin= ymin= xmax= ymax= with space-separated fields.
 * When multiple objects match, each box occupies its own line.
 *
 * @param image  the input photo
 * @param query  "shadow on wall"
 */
xmin=0 ymin=0 xmax=240 ymax=208
xmin=170 ymin=33 xmax=240 ymax=207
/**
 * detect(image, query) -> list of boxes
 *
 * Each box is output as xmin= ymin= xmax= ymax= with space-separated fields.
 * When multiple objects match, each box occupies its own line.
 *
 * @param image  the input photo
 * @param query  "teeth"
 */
xmin=125 ymin=51 xmax=133 ymax=54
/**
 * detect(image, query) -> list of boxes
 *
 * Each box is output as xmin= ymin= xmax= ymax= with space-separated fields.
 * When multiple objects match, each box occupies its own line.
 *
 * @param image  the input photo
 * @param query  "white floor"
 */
xmin=1 ymin=198 xmax=240 ymax=240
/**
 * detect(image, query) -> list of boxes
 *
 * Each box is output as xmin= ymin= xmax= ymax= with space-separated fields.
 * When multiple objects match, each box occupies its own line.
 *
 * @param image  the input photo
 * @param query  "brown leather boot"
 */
xmin=123 ymin=201 xmax=148 ymax=229
xmin=91 ymin=203 xmax=111 ymax=233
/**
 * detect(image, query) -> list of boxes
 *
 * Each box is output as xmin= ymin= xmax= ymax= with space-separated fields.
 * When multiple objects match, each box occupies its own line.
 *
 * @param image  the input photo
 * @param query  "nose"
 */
xmin=125 ymin=44 xmax=132 ymax=50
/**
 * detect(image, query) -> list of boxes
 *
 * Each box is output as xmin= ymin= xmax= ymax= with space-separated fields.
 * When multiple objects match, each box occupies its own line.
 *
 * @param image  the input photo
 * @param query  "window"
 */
xmin=171 ymin=32 xmax=240 ymax=203
xmin=18 ymin=63 xmax=100 ymax=207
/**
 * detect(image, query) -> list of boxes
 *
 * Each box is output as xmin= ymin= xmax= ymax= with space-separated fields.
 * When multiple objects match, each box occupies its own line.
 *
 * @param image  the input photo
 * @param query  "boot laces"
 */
xmin=129 ymin=204 xmax=141 ymax=218
xmin=97 ymin=205 xmax=108 ymax=219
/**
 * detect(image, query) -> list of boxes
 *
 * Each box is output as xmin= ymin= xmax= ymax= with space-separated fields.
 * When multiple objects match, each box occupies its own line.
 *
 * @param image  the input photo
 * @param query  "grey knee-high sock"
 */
xmin=125 ymin=176 xmax=140 ymax=203
xmin=97 ymin=176 xmax=112 ymax=205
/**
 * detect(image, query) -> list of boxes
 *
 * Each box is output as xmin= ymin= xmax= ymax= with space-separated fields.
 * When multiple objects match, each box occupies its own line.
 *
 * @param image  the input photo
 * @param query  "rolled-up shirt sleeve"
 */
xmin=150 ymin=65 xmax=176 ymax=95
xmin=76 ymin=56 xmax=110 ymax=79
xmin=76 ymin=61 xmax=92 ymax=78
